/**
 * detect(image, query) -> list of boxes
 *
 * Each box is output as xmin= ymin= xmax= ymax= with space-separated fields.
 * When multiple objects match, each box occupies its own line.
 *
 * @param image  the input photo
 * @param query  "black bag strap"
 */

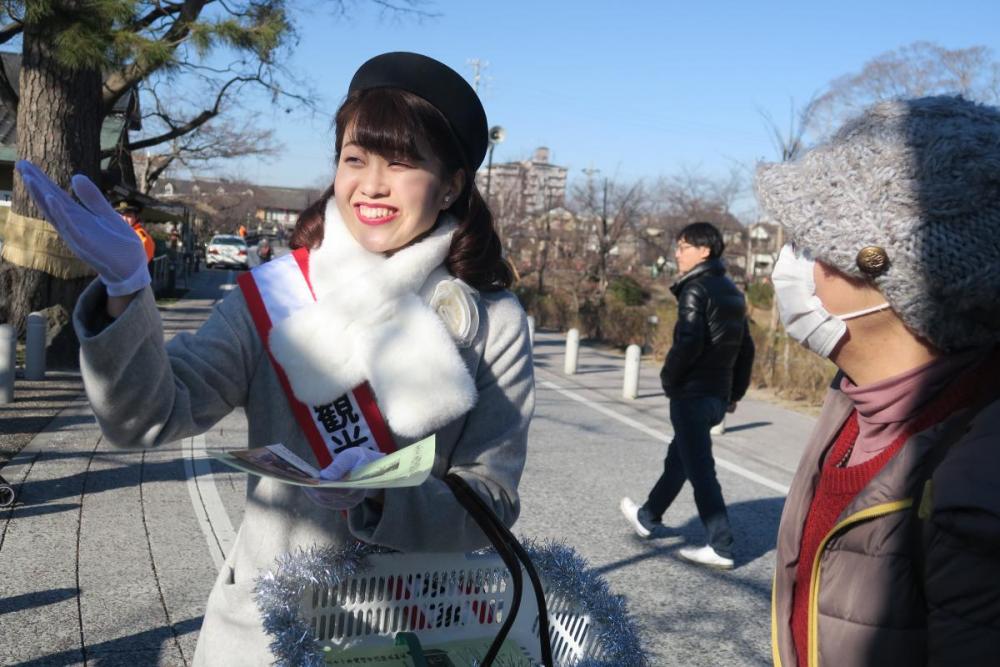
xmin=444 ymin=473 xmax=554 ymax=667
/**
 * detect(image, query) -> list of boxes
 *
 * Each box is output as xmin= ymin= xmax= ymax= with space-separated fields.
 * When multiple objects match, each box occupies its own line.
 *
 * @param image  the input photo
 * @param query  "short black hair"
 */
xmin=677 ymin=221 xmax=724 ymax=259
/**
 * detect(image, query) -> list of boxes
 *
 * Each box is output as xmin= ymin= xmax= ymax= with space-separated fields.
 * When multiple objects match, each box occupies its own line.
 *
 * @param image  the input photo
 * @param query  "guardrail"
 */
xmin=151 ymin=252 xmax=194 ymax=296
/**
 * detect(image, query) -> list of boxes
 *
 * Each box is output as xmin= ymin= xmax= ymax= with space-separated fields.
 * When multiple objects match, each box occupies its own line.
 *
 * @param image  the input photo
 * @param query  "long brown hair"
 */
xmin=290 ymin=88 xmax=512 ymax=291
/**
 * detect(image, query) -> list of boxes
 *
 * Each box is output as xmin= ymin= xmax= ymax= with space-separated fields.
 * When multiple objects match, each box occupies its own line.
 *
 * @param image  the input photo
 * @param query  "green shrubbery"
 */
xmin=607 ymin=276 xmax=650 ymax=307
xmin=746 ymin=280 xmax=774 ymax=309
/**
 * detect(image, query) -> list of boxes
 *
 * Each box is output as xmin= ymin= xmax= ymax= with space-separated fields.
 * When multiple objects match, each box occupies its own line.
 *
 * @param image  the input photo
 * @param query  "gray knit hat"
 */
xmin=755 ymin=95 xmax=1000 ymax=352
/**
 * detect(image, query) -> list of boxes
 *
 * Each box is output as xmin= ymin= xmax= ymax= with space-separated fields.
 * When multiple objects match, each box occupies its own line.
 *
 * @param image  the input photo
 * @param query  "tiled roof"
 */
xmin=151 ymin=177 xmax=321 ymax=212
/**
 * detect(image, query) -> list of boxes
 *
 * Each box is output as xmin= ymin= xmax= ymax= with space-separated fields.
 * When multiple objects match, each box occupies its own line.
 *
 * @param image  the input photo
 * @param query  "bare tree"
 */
xmin=647 ymin=166 xmax=746 ymax=277
xmin=809 ymin=41 xmax=1000 ymax=136
xmin=135 ymin=90 xmax=283 ymax=193
xmin=653 ymin=165 xmax=744 ymax=228
xmin=566 ymin=175 xmax=649 ymax=337
xmin=760 ymin=97 xmax=814 ymax=163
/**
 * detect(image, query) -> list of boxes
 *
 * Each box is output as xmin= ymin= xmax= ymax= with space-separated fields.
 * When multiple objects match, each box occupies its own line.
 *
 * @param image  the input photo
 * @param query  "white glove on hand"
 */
xmin=304 ymin=447 xmax=386 ymax=510
xmin=16 ymin=160 xmax=150 ymax=297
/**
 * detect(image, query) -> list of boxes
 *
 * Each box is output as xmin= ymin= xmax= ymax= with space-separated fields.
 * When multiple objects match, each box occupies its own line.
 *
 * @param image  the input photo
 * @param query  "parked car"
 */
xmin=205 ymin=234 xmax=249 ymax=270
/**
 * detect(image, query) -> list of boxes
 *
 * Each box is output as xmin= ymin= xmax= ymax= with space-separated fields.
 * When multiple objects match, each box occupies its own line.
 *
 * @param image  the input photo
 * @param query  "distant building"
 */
xmin=745 ymin=221 xmax=782 ymax=279
xmin=476 ymin=147 xmax=568 ymax=217
xmin=150 ymin=177 xmax=321 ymax=235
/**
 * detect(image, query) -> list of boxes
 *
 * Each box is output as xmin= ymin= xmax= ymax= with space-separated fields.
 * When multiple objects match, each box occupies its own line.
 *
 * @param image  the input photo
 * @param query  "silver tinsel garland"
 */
xmin=255 ymin=538 xmax=649 ymax=667
xmin=520 ymin=538 xmax=649 ymax=667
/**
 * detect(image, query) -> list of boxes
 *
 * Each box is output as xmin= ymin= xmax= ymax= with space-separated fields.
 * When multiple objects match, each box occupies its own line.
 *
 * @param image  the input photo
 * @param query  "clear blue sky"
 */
xmin=219 ymin=0 xmax=999 ymax=217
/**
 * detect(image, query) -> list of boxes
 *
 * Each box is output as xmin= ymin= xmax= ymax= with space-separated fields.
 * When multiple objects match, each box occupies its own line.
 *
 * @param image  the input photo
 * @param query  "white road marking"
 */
xmin=539 ymin=378 xmax=790 ymax=495
xmin=183 ymin=434 xmax=238 ymax=570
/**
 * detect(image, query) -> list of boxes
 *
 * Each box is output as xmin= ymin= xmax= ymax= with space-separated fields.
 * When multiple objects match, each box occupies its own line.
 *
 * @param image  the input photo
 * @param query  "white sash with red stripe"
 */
xmin=238 ymin=249 xmax=396 ymax=469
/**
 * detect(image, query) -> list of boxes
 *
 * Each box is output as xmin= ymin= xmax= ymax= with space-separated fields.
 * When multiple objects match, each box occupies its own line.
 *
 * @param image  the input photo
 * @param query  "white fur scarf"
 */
xmin=268 ymin=200 xmax=478 ymax=438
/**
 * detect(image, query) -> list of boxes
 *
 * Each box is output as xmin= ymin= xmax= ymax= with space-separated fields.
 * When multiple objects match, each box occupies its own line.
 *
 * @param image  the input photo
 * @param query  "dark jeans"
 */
xmin=644 ymin=396 xmax=734 ymax=558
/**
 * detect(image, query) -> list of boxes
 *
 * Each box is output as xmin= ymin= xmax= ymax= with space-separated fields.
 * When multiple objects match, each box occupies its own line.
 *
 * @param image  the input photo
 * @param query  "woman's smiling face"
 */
xmin=333 ymin=128 xmax=461 ymax=254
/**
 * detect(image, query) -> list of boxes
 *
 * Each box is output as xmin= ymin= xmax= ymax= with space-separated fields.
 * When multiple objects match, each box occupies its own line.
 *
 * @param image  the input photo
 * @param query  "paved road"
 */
xmin=0 ymin=263 xmax=816 ymax=666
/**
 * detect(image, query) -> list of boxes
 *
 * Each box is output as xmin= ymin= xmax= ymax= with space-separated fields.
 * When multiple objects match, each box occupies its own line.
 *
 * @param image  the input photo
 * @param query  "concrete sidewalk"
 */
xmin=530 ymin=331 xmax=816 ymax=490
xmin=1 ymin=281 xmax=817 ymax=666
xmin=0 ymin=269 xmax=246 ymax=666
xmin=1 ymin=372 xmax=85 ymax=467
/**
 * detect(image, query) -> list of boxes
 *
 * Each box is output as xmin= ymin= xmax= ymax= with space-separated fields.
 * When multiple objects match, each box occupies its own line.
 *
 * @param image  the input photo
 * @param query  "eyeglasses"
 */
xmin=676 ymin=242 xmax=699 ymax=252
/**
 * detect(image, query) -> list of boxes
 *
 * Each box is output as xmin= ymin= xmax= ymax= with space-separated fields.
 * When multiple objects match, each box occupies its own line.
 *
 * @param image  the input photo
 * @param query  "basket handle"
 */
xmin=444 ymin=473 xmax=554 ymax=667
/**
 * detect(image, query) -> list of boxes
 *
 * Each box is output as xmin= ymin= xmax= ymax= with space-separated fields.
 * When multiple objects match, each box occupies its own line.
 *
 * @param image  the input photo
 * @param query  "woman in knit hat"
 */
xmin=15 ymin=52 xmax=532 ymax=665
xmin=757 ymin=95 xmax=1000 ymax=667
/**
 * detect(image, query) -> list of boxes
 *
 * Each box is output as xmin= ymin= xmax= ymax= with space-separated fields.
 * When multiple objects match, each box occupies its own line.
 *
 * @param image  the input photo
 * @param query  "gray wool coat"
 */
xmin=73 ymin=275 xmax=534 ymax=666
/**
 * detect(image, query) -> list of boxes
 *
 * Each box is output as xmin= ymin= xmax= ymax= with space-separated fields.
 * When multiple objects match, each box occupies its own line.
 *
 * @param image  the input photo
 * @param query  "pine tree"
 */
xmin=0 ymin=1 xmax=330 ymax=364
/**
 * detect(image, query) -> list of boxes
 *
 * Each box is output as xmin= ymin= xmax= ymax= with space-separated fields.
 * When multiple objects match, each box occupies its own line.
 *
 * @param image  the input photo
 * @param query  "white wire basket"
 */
xmin=257 ymin=542 xmax=649 ymax=667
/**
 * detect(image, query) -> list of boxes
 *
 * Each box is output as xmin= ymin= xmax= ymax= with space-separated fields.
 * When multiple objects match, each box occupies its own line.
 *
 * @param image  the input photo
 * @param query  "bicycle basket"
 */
xmin=256 ymin=541 xmax=648 ymax=667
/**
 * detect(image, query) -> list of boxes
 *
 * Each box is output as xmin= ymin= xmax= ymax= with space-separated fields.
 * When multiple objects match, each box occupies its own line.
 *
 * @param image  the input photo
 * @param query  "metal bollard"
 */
xmin=25 ymin=311 xmax=46 ymax=381
xmin=526 ymin=315 xmax=535 ymax=347
xmin=623 ymin=344 xmax=641 ymax=399
xmin=564 ymin=328 xmax=580 ymax=375
xmin=711 ymin=418 xmax=726 ymax=436
xmin=0 ymin=324 xmax=15 ymax=404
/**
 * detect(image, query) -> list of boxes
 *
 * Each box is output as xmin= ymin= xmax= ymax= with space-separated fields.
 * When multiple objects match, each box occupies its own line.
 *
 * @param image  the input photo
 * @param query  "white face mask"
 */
xmin=771 ymin=244 xmax=890 ymax=358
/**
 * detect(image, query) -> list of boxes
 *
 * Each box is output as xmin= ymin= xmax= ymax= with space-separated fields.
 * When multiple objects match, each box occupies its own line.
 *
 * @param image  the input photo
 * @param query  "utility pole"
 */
xmin=581 ymin=165 xmax=603 ymax=251
xmin=467 ymin=58 xmax=489 ymax=94
xmin=582 ymin=168 xmax=608 ymax=243
xmin=768 ymin=224 xmax=784 ymax=332
xmin=601 ymin=177 xmax=609 ymax=240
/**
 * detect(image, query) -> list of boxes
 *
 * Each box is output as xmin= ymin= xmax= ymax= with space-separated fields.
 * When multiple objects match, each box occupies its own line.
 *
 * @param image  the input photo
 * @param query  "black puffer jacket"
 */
xmin=660 ymin=258 xmax=754 ymax=402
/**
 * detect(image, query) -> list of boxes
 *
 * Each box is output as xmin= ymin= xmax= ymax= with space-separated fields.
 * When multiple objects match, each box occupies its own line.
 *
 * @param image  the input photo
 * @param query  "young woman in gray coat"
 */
xmin=15 ymin=52 xmax=534 ymax=665
xmin=756 ymin=96 xmax=1000 ymax=666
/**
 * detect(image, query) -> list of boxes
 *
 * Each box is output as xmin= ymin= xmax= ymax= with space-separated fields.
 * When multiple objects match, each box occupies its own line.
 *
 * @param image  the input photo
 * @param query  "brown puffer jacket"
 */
xmin=772 ymin=382 xmax=1000 ymax=666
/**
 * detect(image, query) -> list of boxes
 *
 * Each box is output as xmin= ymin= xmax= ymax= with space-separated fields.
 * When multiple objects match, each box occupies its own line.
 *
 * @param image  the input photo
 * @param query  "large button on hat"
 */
xmin=856 ymin=246 xmax=890 ymax=277
xmin=349 ymin=52 xmax=489 ymax=170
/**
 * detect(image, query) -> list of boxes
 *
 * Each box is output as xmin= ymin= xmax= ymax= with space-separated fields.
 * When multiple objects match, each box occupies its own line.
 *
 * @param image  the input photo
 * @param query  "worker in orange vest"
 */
xmin=116 ymin=201 xmax=155 ymax=263
xmin=238 ymin=223 xmax=247 ymax=239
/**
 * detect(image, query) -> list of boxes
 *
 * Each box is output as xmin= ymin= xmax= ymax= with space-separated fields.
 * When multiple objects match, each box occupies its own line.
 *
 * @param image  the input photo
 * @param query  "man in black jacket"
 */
xmin=620 ymin=222 xmax=754 ymax=569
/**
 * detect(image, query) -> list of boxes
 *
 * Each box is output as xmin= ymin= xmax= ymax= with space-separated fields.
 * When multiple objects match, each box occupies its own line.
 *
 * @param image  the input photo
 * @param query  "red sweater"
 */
xmin=789 ymin=412 xmax=902 ymax=665
xmin=789 ymin=364 xmax=988 ymax=666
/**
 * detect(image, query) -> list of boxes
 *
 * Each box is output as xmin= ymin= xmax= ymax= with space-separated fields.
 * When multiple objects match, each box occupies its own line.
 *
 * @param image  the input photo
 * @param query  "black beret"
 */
xmin=349 ymin=52 xmax=489 ymax=170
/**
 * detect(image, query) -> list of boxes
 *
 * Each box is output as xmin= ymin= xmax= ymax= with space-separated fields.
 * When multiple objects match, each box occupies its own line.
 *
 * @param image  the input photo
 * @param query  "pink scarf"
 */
xmin=840 ymin=348 xmax=985 ymax=466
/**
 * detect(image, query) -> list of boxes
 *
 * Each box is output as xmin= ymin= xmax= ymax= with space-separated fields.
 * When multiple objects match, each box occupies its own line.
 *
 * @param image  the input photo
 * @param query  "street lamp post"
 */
xmin=485 ymin=125 xmax=505 ymax=206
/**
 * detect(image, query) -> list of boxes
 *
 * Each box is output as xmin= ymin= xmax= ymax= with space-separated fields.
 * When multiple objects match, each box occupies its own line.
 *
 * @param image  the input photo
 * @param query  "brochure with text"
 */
xmin=208 ymin=435 xmax=434 ymax=489
xmin=322 ymin=636 xmax=532 ymax=666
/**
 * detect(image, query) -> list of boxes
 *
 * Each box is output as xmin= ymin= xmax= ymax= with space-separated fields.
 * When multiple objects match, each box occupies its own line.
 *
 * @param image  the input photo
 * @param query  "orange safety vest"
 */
xmin=132 ymin=223 xmax=155 ymax=262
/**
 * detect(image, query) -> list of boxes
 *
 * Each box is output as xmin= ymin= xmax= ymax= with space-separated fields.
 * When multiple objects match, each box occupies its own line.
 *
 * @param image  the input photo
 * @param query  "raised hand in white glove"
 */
xmin=15 ymin=159 xmax=150 ymax=297
xmin=304 ymin=447 xmax=386 ymax=510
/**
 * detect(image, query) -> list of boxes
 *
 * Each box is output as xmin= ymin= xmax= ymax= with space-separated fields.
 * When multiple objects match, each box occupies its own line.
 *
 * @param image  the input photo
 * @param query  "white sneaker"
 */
xmin=677 ymin=545 xmax=734 ymax=570
xmin=619 ymin=497 xmax=652 ymax=538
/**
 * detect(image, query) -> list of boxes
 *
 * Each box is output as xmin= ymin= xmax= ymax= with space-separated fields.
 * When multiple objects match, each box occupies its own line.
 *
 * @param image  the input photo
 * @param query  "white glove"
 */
xmin=304 ymin=447 xmax=386 ymax=510
xmin=16 ymin=160 xmax=150 ymax=297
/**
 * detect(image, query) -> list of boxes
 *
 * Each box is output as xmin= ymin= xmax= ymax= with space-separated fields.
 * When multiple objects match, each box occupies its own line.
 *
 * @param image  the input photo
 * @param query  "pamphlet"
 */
xmin=323 ymin=636 xmax=533 ymax=666
xmin=208 ymin=435 xmax=435 ymax=489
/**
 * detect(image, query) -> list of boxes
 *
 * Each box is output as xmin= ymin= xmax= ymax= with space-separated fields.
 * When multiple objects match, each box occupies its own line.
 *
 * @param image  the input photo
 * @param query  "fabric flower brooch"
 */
xmin=429 ymin=278 xmax=479 ymax=348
